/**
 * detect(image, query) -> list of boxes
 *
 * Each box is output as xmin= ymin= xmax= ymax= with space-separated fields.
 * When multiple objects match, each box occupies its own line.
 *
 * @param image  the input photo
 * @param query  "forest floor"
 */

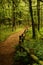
xmin=0 ymin=28 xmax=26 ymax=65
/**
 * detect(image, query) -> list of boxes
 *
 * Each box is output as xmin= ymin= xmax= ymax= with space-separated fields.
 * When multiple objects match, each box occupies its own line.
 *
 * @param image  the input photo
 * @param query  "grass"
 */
xmin=0 ymin=24 xmax=24 ymax=42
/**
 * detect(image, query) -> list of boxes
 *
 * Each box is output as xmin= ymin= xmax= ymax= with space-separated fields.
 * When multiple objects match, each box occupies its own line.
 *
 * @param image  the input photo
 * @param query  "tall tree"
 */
xmin=12 ymin=0 xmax=20 ymax=31
xmin=37 ymin=0 xmax=40 ymax=31
xmin=29 ymin=0 xmax=36 ymax=38
xmin=39 ymin=0 xmax=43 ymax=2
xmin=12 ymin=0 xmax=15 ymax=31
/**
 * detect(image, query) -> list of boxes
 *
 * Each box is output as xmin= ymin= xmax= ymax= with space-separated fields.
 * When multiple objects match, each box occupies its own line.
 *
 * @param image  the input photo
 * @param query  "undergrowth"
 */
xmin=13 ymin=27 xmax=43 ymax=65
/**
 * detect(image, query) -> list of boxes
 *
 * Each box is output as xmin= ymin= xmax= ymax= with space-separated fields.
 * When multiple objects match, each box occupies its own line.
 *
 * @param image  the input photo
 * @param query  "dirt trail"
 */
xmin=0 ymin=28 xmax=25 ymax=65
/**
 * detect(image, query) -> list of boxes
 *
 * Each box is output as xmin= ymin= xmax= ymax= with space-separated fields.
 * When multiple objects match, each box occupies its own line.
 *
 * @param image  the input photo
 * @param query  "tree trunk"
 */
xmin=37 ymin=0 xmax=40 ymax=31
xmin=12 ymin=1 xmax=16 ymax=31
xmin=29 ymin=0 xmax=36 ymax=38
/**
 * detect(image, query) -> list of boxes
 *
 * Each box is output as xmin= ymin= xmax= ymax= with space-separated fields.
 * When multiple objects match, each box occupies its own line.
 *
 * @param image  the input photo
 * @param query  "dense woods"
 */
xmin=0 ymin=0 xmax=43 ymax=65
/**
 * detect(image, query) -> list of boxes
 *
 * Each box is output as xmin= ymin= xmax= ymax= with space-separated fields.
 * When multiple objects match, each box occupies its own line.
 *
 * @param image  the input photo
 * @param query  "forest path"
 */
xmin=0 ymin=28 xmax=26 ymax=65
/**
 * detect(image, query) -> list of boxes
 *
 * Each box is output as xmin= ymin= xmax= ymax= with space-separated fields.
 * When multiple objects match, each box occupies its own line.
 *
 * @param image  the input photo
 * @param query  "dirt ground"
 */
xmin=0 ymin=28 xmax=25 ymax=65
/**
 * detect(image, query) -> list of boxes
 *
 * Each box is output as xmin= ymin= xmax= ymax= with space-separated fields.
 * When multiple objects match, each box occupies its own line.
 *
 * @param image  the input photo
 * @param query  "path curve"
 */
xmin=0 ymin=28 xmax=25 ymax=65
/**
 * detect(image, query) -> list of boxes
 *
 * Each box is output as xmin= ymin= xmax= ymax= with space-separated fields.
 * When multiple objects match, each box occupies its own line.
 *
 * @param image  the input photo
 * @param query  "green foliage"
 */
xmin=22 ymin=28 xmax=43 ymax=60
xmin=14 ymin=40 xmax=43 ymax=65
xmin=14 ymin=45 xmax=35 ymax=65
xmin=14 ymin=28 xmax=43 ymax=65
xmin=0 ymin=0 xmax=43 ymax=26
xmin=23 ymin=30 xmax=43 ymax=60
